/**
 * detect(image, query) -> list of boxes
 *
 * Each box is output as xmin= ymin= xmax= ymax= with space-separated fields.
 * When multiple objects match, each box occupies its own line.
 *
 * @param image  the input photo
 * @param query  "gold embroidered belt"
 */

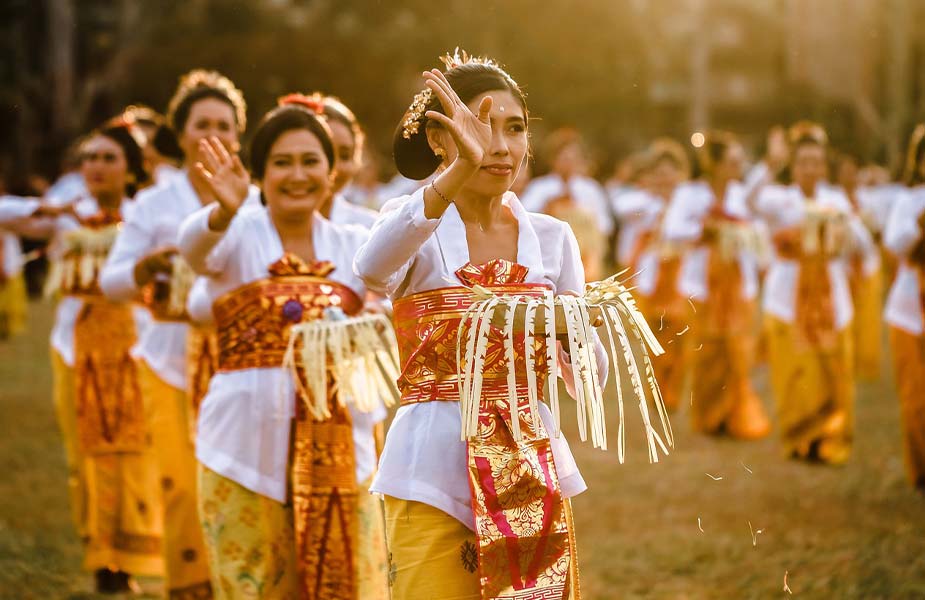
xmin=392 ymin=279 xmax=577 ymax=600
xmin=212 ymin=275 xmax=362 ymax=372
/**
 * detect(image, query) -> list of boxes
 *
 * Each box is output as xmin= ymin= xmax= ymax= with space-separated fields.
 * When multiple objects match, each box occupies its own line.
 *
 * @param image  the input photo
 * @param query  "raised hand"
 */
xmin=195 ymin=136 xmax=250 ymax=218
xmin=422 ymin=69 xmax=492 ymax=168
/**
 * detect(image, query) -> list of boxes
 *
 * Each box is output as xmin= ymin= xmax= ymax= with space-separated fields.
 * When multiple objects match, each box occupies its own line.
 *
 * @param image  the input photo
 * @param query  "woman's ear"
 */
xmin=425 ymin=123 xmax=447 ymax=163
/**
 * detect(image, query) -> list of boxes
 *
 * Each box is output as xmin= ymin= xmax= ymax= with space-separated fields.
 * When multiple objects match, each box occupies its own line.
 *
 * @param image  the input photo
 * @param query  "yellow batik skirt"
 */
xmin=137 ymin=361 xmax=214 ymax=598
xmin=765 ymin=316 xmax=855 ymax=464
xmin=689 ymin=303 xmax=770 ymax=440
xmin=51 ymin=348 xmax=88 ymax=540
xmin=890 ymin=327 xmax=925 ymax=490
xmin=199 ymin=466 xmax=389 ymax=600
xmin=384 ymin=496 xmax=578 ymax=600
xmin=852 ymin=269 xmax=883 ymax=380
xmin=0 ymin=273 xmax=28 ymax=338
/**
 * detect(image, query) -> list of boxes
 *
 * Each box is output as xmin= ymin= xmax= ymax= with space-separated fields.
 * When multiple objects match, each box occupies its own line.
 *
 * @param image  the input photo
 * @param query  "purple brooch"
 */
xmin=281 ymin=299 xmax=304 ymax=323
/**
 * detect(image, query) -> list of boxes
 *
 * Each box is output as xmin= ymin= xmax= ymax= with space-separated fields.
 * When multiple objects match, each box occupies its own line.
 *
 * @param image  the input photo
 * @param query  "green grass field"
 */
xmin=1 ymin=302 xmax=923 ymax=599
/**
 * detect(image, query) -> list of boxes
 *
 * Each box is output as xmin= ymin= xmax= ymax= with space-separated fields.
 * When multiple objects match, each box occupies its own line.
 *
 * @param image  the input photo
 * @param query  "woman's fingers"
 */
xmin=424 ymin=78 xmax=454 ymax=118
xmin=477 ymin=95 xmax=493 ymax=123
xmin=210 ymin=136 xmax=234 ymax=165
xmin=423 ymin=110 xmax=454 ymax=132
xmin=432 ymin=69 xmax=463 ymax=106
xmin=231 ymin=154 xmax=247 ymax=178
xmin=198 ymin=140 xmax=222 ymax=174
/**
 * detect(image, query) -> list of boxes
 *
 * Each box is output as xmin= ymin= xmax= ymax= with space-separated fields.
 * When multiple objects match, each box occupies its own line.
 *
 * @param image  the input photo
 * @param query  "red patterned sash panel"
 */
xmin=67 ymin=217 xmax=148 ymax=455
xmin=211 ymin=253 xmax=364 ymax=600
xmin=391 ymin=258 xmax=577 ymax=600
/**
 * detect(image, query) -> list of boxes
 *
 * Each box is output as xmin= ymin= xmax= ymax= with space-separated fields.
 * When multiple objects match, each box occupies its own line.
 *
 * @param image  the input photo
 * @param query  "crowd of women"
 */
xmin=0 ymin=49 xmax=922 ymax=600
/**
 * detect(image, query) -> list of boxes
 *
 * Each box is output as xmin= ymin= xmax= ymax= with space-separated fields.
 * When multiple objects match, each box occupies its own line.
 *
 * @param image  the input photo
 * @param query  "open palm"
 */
xmin=195 ymin=136 xmax=250 ymax=216
xmin=423 ymin=69 xmax=492 ymax=167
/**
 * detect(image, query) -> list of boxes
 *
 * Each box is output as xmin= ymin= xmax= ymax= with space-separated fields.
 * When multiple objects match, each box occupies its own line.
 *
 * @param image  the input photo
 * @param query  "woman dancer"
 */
xmin=884 ymin=125 xmax=925 ymax=491
xmin=355 ymin=51 xmax=608 ymax=600
xmin=180 ymin=96 xmax=385 ymax=599
xmin=662 ymin=131 xmax=770 ymax=439
xmin=754 ymin=122 xmax=876 ymax=464
xmin=101 ymin=69 xmax=249 ymax=598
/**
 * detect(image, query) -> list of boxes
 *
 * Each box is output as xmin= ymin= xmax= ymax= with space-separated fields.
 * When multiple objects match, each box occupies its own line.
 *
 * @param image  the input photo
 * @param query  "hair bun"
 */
xmin=393 ymin=119 xmax=441 ymax=180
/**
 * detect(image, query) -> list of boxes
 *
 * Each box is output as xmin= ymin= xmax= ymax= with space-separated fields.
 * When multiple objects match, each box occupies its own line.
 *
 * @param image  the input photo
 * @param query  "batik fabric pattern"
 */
xmin=391 ymin=258 xmax=578 ymax=600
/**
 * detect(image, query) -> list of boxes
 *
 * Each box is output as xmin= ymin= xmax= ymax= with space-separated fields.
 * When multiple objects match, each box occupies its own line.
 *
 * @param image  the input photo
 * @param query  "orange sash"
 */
xmin=392 ymin=259 xmax=577 ymax=600
xmin=212 ymin=253 xmax=363 ymax=600
xmin=69 ymin=217 xmax=148 ymax=455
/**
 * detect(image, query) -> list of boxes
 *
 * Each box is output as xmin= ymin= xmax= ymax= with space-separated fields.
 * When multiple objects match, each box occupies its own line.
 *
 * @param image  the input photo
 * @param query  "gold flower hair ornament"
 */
xmin=457 ymin=270 xmax=673 ymax=464
xmin=401 ymin=88 xmax=433 ymax=140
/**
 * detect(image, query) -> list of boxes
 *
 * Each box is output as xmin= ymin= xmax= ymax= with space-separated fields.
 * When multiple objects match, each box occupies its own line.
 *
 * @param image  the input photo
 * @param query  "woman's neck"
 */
xmin=798 ymin=181 xmax=817 ymax=199
xmin=95 ymin=191 xmax=122 ymax=213
xmin=318 ymin=192 xmax=337 ymax=220
xmin=269 ymin=208 xmax=314 ymax=257
xmin=454 ymin=189 xmax=507 ymax=231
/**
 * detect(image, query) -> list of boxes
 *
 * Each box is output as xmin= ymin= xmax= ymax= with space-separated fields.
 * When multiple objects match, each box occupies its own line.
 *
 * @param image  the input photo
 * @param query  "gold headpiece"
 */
xmin=438 ymin=47 xmax=501 ymax=71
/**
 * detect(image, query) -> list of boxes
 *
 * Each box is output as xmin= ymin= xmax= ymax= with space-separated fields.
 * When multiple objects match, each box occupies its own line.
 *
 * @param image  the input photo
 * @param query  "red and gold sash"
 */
xmin=212 ymin=253 xmax=363 ymax=600
xmin=70 ymin=215 xmax=148 ymax=454
xmin=392 ymin=259 xmax=577 ymax=600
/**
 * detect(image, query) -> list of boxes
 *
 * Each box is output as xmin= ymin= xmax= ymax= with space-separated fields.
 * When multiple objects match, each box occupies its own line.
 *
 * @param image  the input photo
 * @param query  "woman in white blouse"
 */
xmin=354 ymin=52 xmax=605 ymax=600
xmin=179 ymin=96 xmax=387 ymax=599
xmin=661 ymin=131 xmax=770 ymax=440
xmin=884 ymin=125 xmax=925 ymax=492
xmin=753 ymin=122 xmax=876 ymax=465
xmin=100 ymin=70 xmax=249 ymax=597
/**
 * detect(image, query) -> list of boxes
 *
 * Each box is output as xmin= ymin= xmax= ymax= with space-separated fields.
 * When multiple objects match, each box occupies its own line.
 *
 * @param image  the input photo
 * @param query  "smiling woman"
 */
xmin=178 ymin=95 xmax=389 ymax=599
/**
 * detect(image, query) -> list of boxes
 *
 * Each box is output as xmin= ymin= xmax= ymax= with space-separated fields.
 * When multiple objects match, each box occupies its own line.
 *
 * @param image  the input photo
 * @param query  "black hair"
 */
xmin=697 ymin=131 xmax=737 ymax=176
xmin=151 ymin=124 xmax=184 ymax=163
xmin=393 ymin=60 xmax=527 ymax=180
xmin=92 ymin=124 xmax=149 ymax=197
xmin=249 ymin=105 xmax=336 ymax=181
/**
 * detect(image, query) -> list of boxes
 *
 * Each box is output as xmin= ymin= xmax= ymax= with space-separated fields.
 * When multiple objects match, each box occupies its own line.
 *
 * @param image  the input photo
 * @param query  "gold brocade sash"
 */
xmin=212 ymin=253 xmax=362 ymax=600
xmin=74 ymin=295 xmax=147 ymax=454
xmin=392 ymin=259 xmax=576 ymax=600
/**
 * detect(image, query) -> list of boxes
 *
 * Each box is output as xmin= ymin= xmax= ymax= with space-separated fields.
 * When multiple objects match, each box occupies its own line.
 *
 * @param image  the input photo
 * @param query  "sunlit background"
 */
xmin=3 ymin=0 xmax=925 ymax=180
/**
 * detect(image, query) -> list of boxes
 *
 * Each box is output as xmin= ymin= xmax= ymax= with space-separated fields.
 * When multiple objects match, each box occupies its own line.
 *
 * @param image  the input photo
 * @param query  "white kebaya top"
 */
xmin=661 ymin=181 xmax=760 ymax=302
xmin=619 ymin=190 xmax=667 ymax=297
xmin=520 ymin=173 xmax=614 ymax=235
xmin=883 ymin=187 xmax=925 ymax=335
xmin=753 ymin=184 xmax=875 ymax=329
xmin=354 ymin=188 xmax=607 ymax=529
xmin=178 ymin=203 xmax=381 ymax=502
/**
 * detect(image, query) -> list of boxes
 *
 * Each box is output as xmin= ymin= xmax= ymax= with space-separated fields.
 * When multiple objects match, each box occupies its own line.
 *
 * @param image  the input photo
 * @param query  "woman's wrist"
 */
xmin=208 ymin=203 xmax=235 ymax=232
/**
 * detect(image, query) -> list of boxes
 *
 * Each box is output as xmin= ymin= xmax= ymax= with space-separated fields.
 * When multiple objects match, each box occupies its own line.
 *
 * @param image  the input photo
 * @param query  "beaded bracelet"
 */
xmin=430 ymin=180 xmax=452 ymax=205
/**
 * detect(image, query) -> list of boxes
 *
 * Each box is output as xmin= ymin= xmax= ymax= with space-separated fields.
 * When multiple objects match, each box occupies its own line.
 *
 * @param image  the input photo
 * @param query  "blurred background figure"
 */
xmin=520 ymin=127 xmax=612 ymax=280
